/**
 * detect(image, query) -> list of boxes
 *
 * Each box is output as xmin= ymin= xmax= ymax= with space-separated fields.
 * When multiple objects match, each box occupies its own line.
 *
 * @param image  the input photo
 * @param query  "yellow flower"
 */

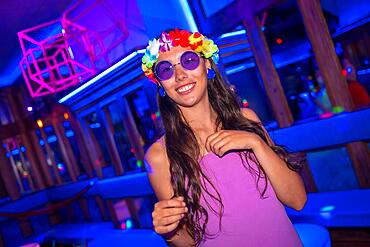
xmin=201 ymin=39 xmax=218 ymax=58
xmin=142 ymin=64 xmax=152 ymax=76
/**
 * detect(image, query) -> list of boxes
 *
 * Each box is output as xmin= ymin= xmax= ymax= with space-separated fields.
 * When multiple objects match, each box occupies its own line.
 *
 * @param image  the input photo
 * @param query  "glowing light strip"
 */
xmin=225 ymin=62 xmax=255 ymax=75
xmin=357 ymin=68 xmax=370 ymax=75
xmin=59 ymin=49 xmax=145 ymax=103
xmin=179 ymin=0 xmax=198 ymax=32
xmin=219 ymin=30 xmax=246 ymax=39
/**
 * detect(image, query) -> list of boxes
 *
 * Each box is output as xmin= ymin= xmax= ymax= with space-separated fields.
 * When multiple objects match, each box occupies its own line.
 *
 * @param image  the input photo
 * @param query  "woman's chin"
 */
xmin=174 ymin=96 xmax=199 ymax=108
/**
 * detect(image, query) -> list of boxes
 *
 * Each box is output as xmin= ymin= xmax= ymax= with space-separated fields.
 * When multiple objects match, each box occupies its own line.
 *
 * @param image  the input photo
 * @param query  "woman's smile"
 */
xmin=176 ymin=82 xmax=196 ymax=95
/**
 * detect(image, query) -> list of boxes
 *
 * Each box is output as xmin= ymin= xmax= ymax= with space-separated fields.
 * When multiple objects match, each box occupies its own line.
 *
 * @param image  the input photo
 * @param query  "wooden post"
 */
xmin=4 ymin=142 xmax=25 ymax=193
xmin=52 ymin=117 xmax=77 ymax=182
xmin=126 ymin=198 xmax=141 ymax=228
xmin=299 ymin=157 xmax=317 ymax=193
xmin=40 ymin=128 xmax=63 ymax=184
xmin=6 ymin=91 xmax=46 ymax=189
xmin=97 ymin=107 xmax=124 ymax=176
xmin=29 ymin=131 xmax=54 ymax=187
xmin=15 ymin=138 xmax=35 ymax=191
xmin=79 ymin=198 xmax=92 ymax=221
xmin=117 ymin=97 xmax=145 ymax=166
xmin=0 ymin=145 xmax=20 ymax=200
xmin=18 ymin=218 xmax=33 ymax=238
xmin=243 ymin=15 xmax=294 ymax=127
xmin=297 ymin=0 xmax=370 ymax=187
xmin=346 ymin=142 xmax=370 ymax=187
xmin=297 ymin=0 xmax=353 ymax=111
xmin=95 ymin=195 xmax=109 ymax=221
xmin=69 ymin=115 xmax=94 ymax=178
xmin=106 ymin=199 xmax=120 ymax=228
xmin=78 ymin=117 xmax=103 ymax=178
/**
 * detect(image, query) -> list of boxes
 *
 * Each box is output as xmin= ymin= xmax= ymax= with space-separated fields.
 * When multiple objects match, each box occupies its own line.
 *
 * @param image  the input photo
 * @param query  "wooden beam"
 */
xmin=0 ymin=144 xmax=20 ymax=200
xmin=106 ymin=199 xmax=120 ymax=229
xmin=117 ymin=97 xmax=145 ymax=168
xmin=97 ymin=107 xmax=124 ymax=176
xmin=69 ymin=114 xmax=94 ymax=178
xmin=243 ymin=15 xmax=294 ymax=127
xmin=40 ymin=128 xmax=63 ymax=184
xmin=297 ymin=0 xmax=354 ymax=111
xmin=6 ymin=90 xmax=46 ymax=190
xmin=29 ymin=131 xmax=54 ymax=187
xmin=78 ymin=118 xmax=103 ymax=178
xmin=95 ymin=195 xmax=109 ymax=221
xmin=297 ymin=0 xmax=370 ymax=187
xmin=346 ymin=142 xmax=370 ymax=187
xmin=52 ymin=117 xmax=77 ymax=182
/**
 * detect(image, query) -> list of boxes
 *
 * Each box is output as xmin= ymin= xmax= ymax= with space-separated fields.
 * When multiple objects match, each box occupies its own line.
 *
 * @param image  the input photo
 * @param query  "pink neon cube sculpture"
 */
xmin=18 ymin=19 xmax=95 ymax=98
xmin=18 ymin=0 xmax=128 ymax=98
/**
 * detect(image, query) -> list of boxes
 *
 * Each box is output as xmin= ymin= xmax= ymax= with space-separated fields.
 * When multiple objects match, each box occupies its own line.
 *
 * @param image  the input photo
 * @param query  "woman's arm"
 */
xmin=241 ymin=108 xmax=307 ymax=210
xmin=145 ymin=140 xmax=194 ymax=246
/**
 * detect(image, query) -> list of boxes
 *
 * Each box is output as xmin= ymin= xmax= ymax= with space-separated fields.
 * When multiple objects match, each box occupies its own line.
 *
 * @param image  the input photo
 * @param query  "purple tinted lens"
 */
xmin=154 ymin=61 xmax=174 ymax=81
xmin=181 ymin=51 xmax=200 ymax=70
xmin=154 ymin=51 xmax=200 ymax=81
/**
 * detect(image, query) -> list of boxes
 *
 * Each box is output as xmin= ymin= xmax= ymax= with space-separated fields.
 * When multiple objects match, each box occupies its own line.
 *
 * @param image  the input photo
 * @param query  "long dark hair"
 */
xmin=157 ymin=55 xmax=302 ymax=246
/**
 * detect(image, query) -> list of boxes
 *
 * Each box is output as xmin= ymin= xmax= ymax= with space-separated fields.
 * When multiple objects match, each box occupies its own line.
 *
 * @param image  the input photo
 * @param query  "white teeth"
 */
xmin=177 ymin=83 xmax=194 ymax=93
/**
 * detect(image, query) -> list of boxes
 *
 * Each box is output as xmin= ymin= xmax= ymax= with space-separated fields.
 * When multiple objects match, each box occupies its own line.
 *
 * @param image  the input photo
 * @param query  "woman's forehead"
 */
xmin=157 ymin=46 xmax=193 ymax=62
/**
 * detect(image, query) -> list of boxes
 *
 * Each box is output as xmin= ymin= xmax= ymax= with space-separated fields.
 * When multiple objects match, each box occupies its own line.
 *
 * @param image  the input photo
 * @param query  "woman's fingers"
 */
xmin=206 ymin=131 xmax=229 ymax=154
xmin=205 ymin=131 xmax=225 ymax=152
xmin=211 ymin=137 xmax=229 ymax=155
xmin=152 ymin=197 xmax=188 ymax=234
xmin=154 ymin=197 xmax=185 ymax=209
xmin=153 ymin=213 xmax=185 ymax=228
xmin=154 ymin=220 xmax=181 ymax=235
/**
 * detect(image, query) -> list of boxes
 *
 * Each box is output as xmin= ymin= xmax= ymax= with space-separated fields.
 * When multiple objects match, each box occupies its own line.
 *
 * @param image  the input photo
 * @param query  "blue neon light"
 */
xmin=39 ymin=140 xmax=45 ymax=146
xmin=179 ymin=0 xmax=198 ymax=32
xmin=65 ymin=130 xmax=75 ymax=137
xmin=11 ymin=149 xmax=19 ymax=155
xmin=89 ymin=123 xmax=101 ymax=129
xmin=219 ymin=30 xmax=246 ymax=39
xmin=47 ymin=135 xmax=57 ymax=143
xmin=357 ymin=68 xmax=370 ymax=75
xmin=225 ymin=62 xmax=255 ymax=75
xmin=320 ymin=205 xmax=335 ymax=212
xmin=126 ymin=219 xmax=133 ymax=229
xmin=59 ymin=49 xmax=145 ymax=103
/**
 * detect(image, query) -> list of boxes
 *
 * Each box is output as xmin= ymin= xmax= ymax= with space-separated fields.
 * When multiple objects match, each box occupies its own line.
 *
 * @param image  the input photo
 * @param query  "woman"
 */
xmin=142 ymin=29 xmax=306 ymax=247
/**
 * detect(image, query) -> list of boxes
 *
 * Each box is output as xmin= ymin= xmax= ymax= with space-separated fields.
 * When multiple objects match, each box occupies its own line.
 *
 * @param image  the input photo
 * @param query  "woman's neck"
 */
xmin=178 ymin=99 xmax=218 ymax=135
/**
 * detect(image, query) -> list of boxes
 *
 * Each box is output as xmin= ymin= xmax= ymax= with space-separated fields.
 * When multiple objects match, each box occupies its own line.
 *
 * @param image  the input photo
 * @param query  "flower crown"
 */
xmin=141 ymin=29 xmax=219 ymax=82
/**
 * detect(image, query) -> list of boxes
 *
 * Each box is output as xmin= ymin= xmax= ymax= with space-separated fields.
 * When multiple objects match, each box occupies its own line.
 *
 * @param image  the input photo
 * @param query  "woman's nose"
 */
xmin=174 ymin=64 xmax=187 ymax=81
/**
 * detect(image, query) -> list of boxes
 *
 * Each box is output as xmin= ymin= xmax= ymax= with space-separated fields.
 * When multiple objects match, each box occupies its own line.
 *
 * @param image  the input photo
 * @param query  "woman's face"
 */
xmin=155 ymin=46 xmax=211 ymax=108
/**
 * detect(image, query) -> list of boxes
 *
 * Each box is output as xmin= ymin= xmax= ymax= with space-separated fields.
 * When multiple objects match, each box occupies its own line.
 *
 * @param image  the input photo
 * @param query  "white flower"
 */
xmin=147 ymin=38 xmax=160 ymax=58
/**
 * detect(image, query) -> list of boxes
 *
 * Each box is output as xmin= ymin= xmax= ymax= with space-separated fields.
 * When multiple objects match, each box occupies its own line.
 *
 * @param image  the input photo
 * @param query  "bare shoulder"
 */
xmin=240 ymin=108 xmax=261 ymax=123
xmin=145 ymin=137 xmax=169 ymax=173
xmin=144 ymin=137 xmax=173 ymax=200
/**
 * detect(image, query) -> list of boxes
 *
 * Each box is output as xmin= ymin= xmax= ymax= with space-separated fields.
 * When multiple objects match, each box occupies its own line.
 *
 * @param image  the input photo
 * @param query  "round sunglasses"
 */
xmin=154 ymin=51 xmax=201 ymax=81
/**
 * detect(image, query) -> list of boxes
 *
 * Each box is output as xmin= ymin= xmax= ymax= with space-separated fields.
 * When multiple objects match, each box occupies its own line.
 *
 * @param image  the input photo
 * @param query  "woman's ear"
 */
xmin=205 ymin=58 xmax=211 ymax=70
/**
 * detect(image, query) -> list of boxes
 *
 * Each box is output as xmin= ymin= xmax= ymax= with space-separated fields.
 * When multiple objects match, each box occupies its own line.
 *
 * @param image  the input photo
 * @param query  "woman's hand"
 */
xmin=205 ymin=130 xmax=262 ymax=157
xmin=152 ymin=196 xmax=188 ymax=235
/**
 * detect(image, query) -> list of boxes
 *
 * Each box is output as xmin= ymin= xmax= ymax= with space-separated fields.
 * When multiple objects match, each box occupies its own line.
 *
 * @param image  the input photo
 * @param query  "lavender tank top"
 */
xmin=198 ymin=152 xmax=302 ymax=247
xmin=157 ymin=138 xmax=302 ymax=246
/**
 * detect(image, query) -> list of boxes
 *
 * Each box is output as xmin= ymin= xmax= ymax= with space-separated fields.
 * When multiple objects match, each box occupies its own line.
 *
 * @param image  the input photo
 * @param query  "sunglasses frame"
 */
xmin=154 ymin=50 xmax=203 ymax=81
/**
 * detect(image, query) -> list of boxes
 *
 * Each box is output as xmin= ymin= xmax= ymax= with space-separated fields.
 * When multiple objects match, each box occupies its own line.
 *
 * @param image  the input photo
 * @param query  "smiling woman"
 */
xmin=142 ymin=28 xmax=306 ymax=247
